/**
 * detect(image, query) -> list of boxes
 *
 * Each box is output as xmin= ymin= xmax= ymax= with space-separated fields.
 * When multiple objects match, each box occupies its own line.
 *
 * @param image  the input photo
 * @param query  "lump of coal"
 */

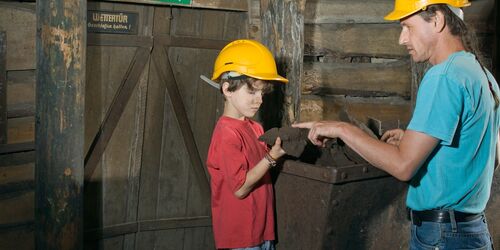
xmin=259 ymin=127 xmax=309 ymax=157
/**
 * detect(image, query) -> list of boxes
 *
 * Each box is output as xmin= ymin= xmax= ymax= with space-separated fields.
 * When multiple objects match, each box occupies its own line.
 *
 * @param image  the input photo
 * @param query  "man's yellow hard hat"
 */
xmin=211 ymin=39 xmax=288 ymax=83
xmin=384 ymin=0 xmax=470 ymax=21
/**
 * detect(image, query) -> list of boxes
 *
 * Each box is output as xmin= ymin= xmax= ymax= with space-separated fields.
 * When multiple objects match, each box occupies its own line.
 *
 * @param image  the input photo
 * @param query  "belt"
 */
xmin=408 ymin=209 xmax=482 ymax=226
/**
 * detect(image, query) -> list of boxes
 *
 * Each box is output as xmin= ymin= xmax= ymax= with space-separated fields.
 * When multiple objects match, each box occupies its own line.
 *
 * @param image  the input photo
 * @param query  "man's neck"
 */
xmin=429 ymin=33 xmax=465 ymax=65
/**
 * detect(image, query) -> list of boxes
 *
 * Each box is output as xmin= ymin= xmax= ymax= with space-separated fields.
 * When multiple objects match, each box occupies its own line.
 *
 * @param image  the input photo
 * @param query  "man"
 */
xmin=294 ymin=0 xmax=498 ymax=249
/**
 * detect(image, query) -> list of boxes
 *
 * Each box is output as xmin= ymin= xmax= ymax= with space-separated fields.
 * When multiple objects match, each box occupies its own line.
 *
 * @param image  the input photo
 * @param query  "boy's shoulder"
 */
xmin=212 ymin=117 xmax=263 ymax=138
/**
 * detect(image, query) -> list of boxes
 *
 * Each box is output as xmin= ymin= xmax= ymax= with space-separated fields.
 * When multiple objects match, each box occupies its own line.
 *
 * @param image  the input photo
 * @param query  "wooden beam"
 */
xmin=35 ymin=0 xmax=86 ymax=248
xmin=0 ymin=142 xmax=34 ymax=155
xmin=303 ymin=60 xmax=411 ymax=98
xmin=99 ymin=0 xmax=248 ymax=11
xmin=0 ymin=151 xmax=34 ymax=168
xmin=88 ymin=34 xmax=153 ymax=47
xmin=0 ymin=32 xmax=6 ymax=144
xmin=261 ymin=0 xmax=306 ymax=125
xmin=300 ymin=95 xmax=412 ymax=126
xmin=305 ymin=23 xmax=407 ymax=58
xmin=304 ymin=0 xmax=393 ymax=24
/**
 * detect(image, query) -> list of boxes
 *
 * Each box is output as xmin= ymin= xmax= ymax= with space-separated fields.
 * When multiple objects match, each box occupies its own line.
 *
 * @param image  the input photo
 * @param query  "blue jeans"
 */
xmin=231 ymin=240 xmax=275 ymax=250
xmin=410 ymin=213 xmax=494 ymax=250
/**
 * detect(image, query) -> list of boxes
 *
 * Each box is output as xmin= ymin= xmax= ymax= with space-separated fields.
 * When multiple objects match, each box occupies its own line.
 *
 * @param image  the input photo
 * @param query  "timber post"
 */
xmin=35 ymin=0 xmax=86 ymax=249
xmin=260 ymin=0 xmax=306 ymax=127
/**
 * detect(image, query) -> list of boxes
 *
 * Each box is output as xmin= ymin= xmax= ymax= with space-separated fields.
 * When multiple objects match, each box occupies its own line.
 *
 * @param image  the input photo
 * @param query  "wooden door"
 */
xmin=84 ymin=3 xmax=247 ymax=249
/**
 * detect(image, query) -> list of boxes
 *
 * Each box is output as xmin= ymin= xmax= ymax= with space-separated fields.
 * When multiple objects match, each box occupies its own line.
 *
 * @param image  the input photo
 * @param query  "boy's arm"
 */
xmin=234 ymin=137 xmax=285 ymax=199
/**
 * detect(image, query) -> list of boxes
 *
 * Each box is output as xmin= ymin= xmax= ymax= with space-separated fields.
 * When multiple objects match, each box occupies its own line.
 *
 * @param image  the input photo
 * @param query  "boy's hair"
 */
xmin=220 ymin=76 xmax=273 ymax=98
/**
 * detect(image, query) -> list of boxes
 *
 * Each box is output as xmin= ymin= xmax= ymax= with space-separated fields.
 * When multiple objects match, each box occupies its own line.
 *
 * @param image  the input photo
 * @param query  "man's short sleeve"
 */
xmin=408 ymin=74 xmax=464 ymax=145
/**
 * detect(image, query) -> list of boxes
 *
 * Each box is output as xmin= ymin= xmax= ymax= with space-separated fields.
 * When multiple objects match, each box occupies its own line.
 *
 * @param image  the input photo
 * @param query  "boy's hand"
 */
xmin=269 ymin=137 xmax=286 ymax=159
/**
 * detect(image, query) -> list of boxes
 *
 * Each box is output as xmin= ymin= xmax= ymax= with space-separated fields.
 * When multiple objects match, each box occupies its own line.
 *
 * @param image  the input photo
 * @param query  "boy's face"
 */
xmin=223 ymin=80 xmax=266 ymax=120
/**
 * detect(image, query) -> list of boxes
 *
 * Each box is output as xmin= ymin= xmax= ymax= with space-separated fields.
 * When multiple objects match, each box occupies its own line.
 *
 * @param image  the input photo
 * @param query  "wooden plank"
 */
xmin=300 ymin=95 xmax=412 ymax=126
xmin=7 ymin=116 xmax=34 ymax=144
xmin=0 ymin=180 xmax=34 ymax=201
xmin=84 ymin=46 xmax=151 ymax=180
xmin=123 ymin=52 xmax=150 ymax=250
xmin=0 ymin=163 xmax=33 ymax=188
xmin=85 ymin=216 xmax=211 ymax=240
xmin=6 ymin=70 xmax=35 ymax=115
xmin=305 ymin=23 xmax=408 ymax=58
xmin=0 ymin=151 xmax=35 ymax=167
xmin=303 ymin=60 xmax=411 ymax=97
xmin=192 ymin=0 xmax=247 ymax=11
xmin=305 ymin=0 xmax=393 ymax=24
xmin=136 ymin=57 xmax=164 ymax=249
xmin=261 ymin=0 xmax=306 ymax=125
xmin=155 ymin=35 xmax=229 ymax=50
xmin=99 ymin=0 xmax=248 ymax=11
xmin=0 ymin=223 xmax=34 ymax=250
xmin=0 ymin=142 xmax=34 ymax=154
xmin=152 ymin=6 xmax=172 ymax=35
xmin=7 ymin=103 xmax=35 ymax=118
xmin=88 ymin=34 xmax=153 ymax=47
xmin=0 ymin=4 xmax=36 ymax=71
xmin=0 ymin=191 xmax=33 ymax=224
xmin=0 ymin=32 xmax=6 ymax=144
xmin=152 ymin=46 xmax=210 ymax=201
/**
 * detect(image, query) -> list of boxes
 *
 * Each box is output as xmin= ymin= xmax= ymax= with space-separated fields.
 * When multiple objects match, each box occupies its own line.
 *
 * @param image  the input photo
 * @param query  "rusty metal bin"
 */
xmin=274 ymin=159 xmax=409 ymax=250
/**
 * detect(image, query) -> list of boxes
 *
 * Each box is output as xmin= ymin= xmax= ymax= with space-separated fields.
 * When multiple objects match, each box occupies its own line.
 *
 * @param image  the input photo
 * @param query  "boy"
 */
xmin=204 ymin=39 xmax=288 ymax=250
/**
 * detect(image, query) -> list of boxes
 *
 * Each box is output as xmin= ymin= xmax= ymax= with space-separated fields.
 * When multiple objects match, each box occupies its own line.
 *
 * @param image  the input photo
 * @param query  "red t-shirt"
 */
xmin=206 ymin=116 xmax=275 ymax=249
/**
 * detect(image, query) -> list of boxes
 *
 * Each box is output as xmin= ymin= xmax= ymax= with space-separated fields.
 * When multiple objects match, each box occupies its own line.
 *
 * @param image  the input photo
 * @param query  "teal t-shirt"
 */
xmin=407 ymin=51 xmax=500 ymax=213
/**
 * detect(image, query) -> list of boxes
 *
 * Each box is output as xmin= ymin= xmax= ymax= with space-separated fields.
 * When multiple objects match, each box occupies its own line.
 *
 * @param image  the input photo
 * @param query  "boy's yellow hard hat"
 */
xmin=384 ymin=0 xmax=470 ymax=20
xmin=211 ymin=39 xmax=288 ymax=83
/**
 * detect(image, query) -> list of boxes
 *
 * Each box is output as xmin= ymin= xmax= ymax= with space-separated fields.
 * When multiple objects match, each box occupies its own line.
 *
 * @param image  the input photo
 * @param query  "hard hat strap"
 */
xmin=447 ymin=5 xmax=464 ymax=21
xmin=221 ymin=71 xmax=249 ymax=80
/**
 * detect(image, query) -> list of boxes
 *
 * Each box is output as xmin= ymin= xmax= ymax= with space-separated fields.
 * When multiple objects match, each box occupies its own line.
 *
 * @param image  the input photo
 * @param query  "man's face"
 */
xmin=399 ymin=14 xmax=437 ymax=63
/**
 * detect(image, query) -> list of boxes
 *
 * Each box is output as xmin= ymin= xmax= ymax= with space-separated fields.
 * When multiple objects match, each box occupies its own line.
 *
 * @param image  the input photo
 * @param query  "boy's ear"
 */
xmin=222 ymin=81 xmax=231 ymax=96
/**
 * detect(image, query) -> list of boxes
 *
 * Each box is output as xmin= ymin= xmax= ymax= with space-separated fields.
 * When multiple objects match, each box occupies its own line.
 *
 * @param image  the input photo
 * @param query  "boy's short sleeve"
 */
xmin=407 ymin=74 xmax=464 ymax=145
xmin=211 ymin=128 xmax=248 ymax=193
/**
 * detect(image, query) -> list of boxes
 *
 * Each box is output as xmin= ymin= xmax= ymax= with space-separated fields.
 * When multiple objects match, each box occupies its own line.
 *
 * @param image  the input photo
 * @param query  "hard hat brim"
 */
xmin=211 ymin=72 xmax=289 ymax=83
xmin=247 ymin=73 xmax=289 ymax=83
xmin=384 ymin=9 xmax=421 ymax=21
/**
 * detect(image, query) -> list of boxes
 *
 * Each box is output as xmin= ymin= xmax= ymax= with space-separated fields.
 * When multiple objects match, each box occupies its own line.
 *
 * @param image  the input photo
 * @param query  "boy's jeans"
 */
xmin=231 ymin=240 xmax=274 ymax=250
xmin=410 ymin=214 xmax=494 ymax=250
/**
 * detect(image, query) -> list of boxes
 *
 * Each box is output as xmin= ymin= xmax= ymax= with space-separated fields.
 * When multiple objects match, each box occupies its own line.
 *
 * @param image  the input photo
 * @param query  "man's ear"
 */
xmin=434 ymin=11 xmax=446 ymax=33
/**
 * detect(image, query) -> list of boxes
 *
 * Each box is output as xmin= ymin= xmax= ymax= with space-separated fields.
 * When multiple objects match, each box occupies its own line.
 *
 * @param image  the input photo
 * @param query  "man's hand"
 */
xmin=292 ymin=121 xmax=345 ymax=147
xmin=381 ymin=129 xmax=405 ymax=146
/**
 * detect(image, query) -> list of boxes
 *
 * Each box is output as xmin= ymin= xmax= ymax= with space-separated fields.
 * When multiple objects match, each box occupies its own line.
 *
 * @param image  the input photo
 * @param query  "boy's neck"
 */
xmin=223 ymin=104 xmax=246 ymax=121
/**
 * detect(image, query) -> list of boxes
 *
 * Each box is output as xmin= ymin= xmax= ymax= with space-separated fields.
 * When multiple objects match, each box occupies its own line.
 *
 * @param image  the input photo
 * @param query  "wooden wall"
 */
xmin=300 ymin=0 xmax=412 ymax=129
xmin=0 ymin=2 xmax=36 ymax=249
xmin=0 ymin=1 xmax=248 ymax=249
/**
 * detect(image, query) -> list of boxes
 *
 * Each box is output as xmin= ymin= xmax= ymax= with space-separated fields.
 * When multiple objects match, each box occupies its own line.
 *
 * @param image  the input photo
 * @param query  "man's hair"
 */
xmin=419 ymin=4 xmax=481 ymax=62
xmin=220 ymin=77 xmax=273 ymax=97
xmin=419 ymin=5 xmax=499 ymax=109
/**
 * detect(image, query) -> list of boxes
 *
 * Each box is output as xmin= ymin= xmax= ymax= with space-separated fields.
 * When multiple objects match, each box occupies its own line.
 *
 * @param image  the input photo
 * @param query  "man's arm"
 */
xmin=294 ymin=121 xmax=439 ymax=181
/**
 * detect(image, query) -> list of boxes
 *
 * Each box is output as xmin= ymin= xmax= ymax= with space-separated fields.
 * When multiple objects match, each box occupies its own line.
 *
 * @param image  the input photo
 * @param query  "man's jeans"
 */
xmin=410 ymin=214 xmax=494 ymax=250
